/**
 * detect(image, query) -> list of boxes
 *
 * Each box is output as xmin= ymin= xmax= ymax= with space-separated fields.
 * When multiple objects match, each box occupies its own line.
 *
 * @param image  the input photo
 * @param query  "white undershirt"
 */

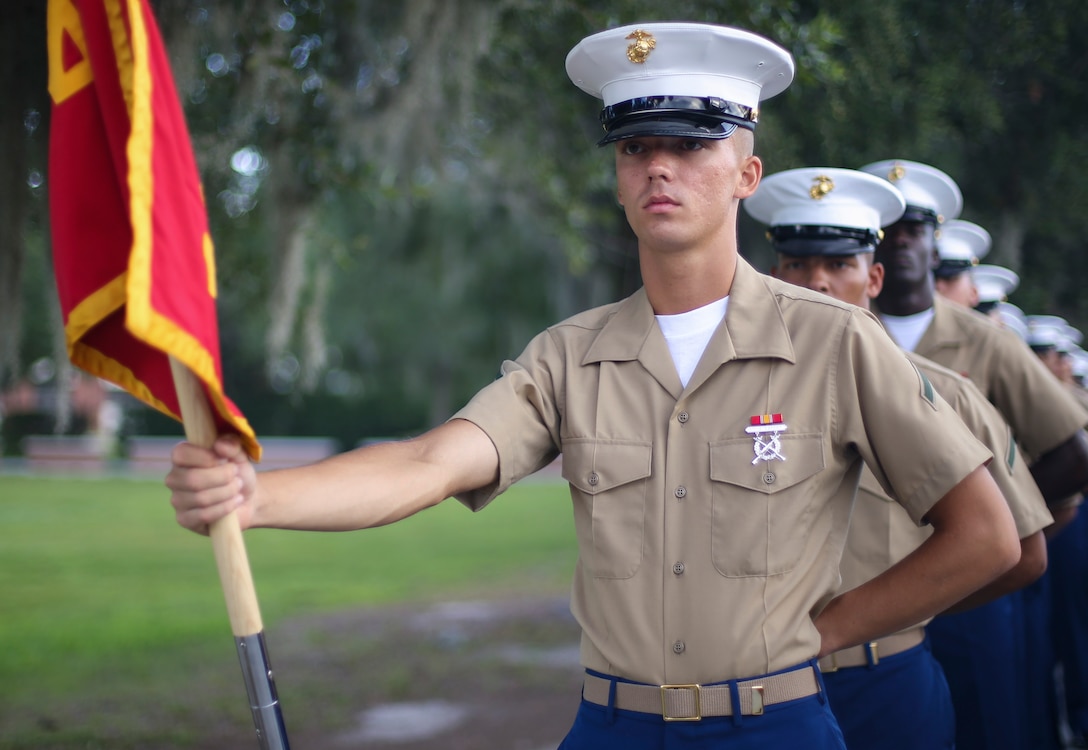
xmin=655 ymin=297 xmax=729 ymax=387
xmin=880 ymin=308 xmax=936 ymax=353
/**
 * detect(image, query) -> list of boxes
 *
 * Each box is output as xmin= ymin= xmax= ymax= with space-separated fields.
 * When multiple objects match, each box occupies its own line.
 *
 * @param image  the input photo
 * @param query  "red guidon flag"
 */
xmin=47 ymin=0 xmax=259 ymax=460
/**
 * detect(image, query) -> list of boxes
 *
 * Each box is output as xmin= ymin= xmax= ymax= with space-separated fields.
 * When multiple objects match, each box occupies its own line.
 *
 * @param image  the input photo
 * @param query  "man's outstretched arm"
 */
xmin=166 ymin=418 xmax=500 ymax=535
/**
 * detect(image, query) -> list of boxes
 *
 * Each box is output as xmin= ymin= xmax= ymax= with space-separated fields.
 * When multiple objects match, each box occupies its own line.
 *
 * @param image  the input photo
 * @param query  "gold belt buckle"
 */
xmin=866 ymin=640 xmax=880 ymax=666
xmin=660 ymin=683 xmax=702 ymax=721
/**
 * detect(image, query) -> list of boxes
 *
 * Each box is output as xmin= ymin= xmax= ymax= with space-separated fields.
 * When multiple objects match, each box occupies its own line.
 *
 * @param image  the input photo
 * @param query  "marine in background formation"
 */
xmin=744 ymin=166 xmax=1052 ymax=750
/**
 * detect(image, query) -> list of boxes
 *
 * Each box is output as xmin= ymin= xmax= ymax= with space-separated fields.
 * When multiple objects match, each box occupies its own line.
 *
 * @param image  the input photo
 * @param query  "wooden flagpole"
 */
xmin=169 ymin=356 xmax=290 ymax=749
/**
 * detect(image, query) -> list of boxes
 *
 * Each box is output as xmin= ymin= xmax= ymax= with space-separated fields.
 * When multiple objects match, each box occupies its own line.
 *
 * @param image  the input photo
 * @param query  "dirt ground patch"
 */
xmin=220 ymin=596 xmax=584 ymax=750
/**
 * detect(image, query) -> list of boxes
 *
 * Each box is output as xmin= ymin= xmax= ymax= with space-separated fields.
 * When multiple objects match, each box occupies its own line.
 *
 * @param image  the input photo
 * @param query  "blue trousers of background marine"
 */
xmin=1018 ymin=576 xmax=1062 ymax=750
xmin=1050 ymin=508 xmax=1088 ymax=742
xmin=928 ymin=594 xmax=1026 ymax=750
xmin=558 ymin=666 xmax=846 ymax=749
xmin=822 ymin=638 xmax=954 ymax=750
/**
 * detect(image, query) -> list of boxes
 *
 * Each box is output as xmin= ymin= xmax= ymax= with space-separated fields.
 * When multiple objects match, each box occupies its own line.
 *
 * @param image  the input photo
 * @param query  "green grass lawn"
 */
xmin=0 ymin=472 xmax=574 ymax=747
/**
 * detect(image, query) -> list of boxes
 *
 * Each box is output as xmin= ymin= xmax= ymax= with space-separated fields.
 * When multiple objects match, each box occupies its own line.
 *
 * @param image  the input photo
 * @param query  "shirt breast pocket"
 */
xmin=709 ymin=433 xmax=826 ymax=578
xmin=562 ymin=438 xmax=652 ymax=579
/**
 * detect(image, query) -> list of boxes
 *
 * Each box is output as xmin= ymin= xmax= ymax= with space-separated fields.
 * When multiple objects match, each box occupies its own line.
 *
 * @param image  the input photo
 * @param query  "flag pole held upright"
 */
xmin=47 ymin=0 xmax=291 ymax=745
xmin=170 ymin=357 xmax=290 ymax=750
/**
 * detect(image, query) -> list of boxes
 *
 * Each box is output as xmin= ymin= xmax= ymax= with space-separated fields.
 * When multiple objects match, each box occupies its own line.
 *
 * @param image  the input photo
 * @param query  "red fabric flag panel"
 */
xmin=47 ymin=0 xmax=260 ymax=460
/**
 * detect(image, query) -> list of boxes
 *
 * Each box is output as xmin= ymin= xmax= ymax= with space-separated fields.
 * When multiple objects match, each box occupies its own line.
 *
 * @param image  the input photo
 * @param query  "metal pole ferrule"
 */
xmin=236 ymin=632 xmax=291 ymax=750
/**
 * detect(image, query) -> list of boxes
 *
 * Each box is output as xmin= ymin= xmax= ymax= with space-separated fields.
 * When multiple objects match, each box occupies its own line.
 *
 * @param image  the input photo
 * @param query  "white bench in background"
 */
xmin=22 ymin=435 xmax=113 ymax=474
xmin=125 ymin=435 xmax=340 ymax=474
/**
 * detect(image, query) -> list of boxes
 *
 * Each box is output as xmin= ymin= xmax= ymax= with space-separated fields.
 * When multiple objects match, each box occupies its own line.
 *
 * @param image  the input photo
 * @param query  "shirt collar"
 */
xmin=916 ymin=296 xmax=959 ymax=352
xmin=582 ymin=256 xmax=797 ymax=367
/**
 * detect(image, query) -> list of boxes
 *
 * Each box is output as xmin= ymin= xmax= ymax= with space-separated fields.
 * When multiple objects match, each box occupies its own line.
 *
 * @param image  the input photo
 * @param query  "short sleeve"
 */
xmin=986 ymin=327 xmax=1088 ymax=459
xmin=947 ymin=378 xmax=1053 ymax=538
xmin=835 ymin=309 xmax=993 ymax=525
xmin=449 ymin=330 xmax=563 ymax=510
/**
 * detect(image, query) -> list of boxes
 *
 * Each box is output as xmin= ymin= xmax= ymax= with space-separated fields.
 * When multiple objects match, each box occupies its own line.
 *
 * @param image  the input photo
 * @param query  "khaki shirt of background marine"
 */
xmin=453 ymin=257 xmax=991 ymax=686
xmin=909 ymin=296 xmax=1088 ymax=460
xmin=1067 ymin=382 xmax=1088 ymax=413
xmin=841 ymin=352 xmax=1052 ymax=614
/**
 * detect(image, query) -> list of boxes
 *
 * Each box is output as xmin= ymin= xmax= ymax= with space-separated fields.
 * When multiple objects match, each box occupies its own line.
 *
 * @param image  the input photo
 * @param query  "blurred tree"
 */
xmin=7 ymin=0 xmax=1088 ymax=443
xmin=1 ymin=1 xmax=50 ymax=389
xmin=152 ymin=0 xmax=516 ymax=396
xmin=736 ymin=0 xmax=1088 ymax=322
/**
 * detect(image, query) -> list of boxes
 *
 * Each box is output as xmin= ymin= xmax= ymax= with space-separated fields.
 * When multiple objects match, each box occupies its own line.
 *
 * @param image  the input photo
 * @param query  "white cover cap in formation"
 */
xmin=935 ymin=220 xmax=991 ymax=278
xmin=1027 ymin=315 xmax=1082 ymax=352
xmin=743 ymin=167 xmax=905 ymax=255
xmin=858 ymin=159 xmax=963 ymax=226
xmin=973 ymin=265 xmax=1019 ymax=305
xmin=996 ymin=303 xmax=1028 ymax=342
xmin=1071 ymin=350 xmax=1088 ymax=381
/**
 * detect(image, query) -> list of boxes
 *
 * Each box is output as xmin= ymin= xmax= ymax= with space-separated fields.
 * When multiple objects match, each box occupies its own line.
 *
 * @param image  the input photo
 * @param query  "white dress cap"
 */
xmin=997 ymin=303 xmax=1029 ymax=342
xmin=566 ymin=23 xmax=794 ymax=144
xmin=939 ymin=220 xmax=991 ymax=263
xmin=1071 ymin=349 xmax=1088 ymax=380
xmin=858 ymin=159 xmax=963 ymax=225
xmin=1027 ymin=315 xmax=1081 ymax=352
xmin=934 ymin=220 xmax=991 ymax=279
xmin=973 ymin=265 xmax=1020 ymax=304
xmin=743 ymin=167 xmax=905 ymax=255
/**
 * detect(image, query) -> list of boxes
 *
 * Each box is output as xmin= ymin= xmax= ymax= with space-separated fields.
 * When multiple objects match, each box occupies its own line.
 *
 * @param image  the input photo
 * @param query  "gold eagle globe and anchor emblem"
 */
xmin=626 ymin=30 xmax=656 ymax=63
xmin=809 ymin=175 xmax=835 ymax=200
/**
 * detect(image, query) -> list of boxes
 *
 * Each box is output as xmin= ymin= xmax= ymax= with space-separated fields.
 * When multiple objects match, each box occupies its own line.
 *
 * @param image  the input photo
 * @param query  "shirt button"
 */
xmin=588 ymin=472 xmax=599 ymax=486
xmin=675 ymin=486 xmax=687 ymax=499
xmin=763 ymin=472 xmax=776 ymax=485
xmin=673 ymin=562 xmax=685 ymax=575
xmin=673 ymin=640 xmax=686 ymax=654
xmin=677 ymin=411 xmax=689 ymax=424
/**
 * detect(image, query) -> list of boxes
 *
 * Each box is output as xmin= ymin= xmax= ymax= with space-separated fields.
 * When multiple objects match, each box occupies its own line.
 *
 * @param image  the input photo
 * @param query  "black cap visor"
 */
xmin=934 ymin=259 xmax=974 ymax=279
xmin=599 ymin=116 xmax=741 ymax=146
xmin=902 ymin=205 xmax=940 ymax=225
xmin=770 ymin=225 xmax=880 ymax=256
xmin=598 ymin=96 xmax=756 ymax=147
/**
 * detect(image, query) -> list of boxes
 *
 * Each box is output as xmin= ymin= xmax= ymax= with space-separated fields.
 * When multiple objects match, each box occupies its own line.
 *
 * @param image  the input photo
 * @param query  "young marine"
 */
xmin=744 ymin=166 xmax=1052 ymax=750
xmin=166 ymin=25 xmax=1020 ymax=749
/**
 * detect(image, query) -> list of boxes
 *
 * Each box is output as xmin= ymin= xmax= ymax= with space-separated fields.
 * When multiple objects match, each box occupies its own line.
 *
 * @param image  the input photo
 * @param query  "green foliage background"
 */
xmin=6 ymin=0 xmax=1088 ymax=446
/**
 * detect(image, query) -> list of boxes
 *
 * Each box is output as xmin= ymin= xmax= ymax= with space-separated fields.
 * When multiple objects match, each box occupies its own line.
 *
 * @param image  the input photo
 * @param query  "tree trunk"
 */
xmin=299 ymin=256 xmax=331 ymax=394
xmin=0 ymin=1 xmax=45 ymax=386
xmin=265 ymin=200 xmax=313 ymax=380
xmin=990 ymin=212 xmax=1025 ymax=274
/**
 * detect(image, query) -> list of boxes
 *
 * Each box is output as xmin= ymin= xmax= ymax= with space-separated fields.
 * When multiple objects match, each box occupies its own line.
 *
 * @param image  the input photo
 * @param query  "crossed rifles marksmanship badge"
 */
xmin=745 ymin=414 xmax=788 ymax=465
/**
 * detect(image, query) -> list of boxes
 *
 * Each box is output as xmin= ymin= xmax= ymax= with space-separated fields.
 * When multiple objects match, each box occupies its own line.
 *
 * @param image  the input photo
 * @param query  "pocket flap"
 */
xmin=709 ymin=433 xmax=825 ymax=494
xmin=562 ymin=439 xmax=653 ymax=494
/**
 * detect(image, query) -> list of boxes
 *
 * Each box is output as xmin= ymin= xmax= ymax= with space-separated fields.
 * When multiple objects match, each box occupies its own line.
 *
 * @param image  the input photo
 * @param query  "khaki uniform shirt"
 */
xmin=454 ymin=258 xmax=991 ymax=685
xmin=841 ymin=353 xmax=1052 ymax=617
xmin=1067 ymin=382 xmax=1088 ymax=412
xmin=906 ymin=296 xmax=1088 ymax=459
